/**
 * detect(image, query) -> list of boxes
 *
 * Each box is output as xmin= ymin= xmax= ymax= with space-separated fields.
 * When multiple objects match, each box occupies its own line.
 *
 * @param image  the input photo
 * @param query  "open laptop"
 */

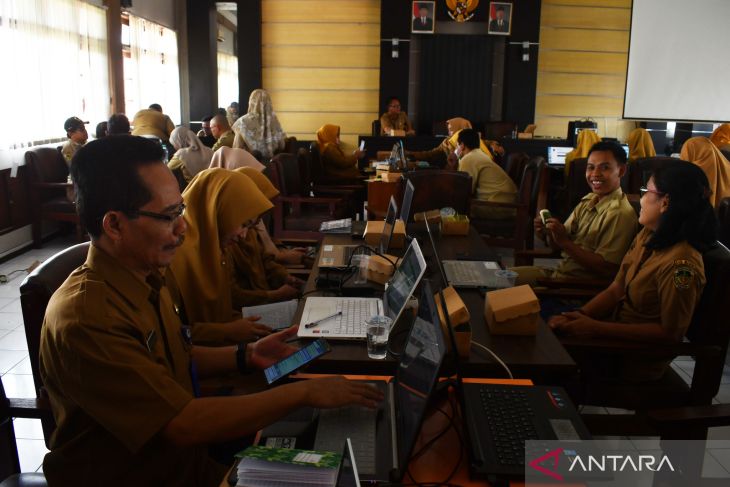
xmin=435 ymin=289 xmax=594 ymax=481
xmin=300 ymin=237 xmax=427 ymax=339
xmin=274 ymin=281 xmax=447 ymax=482
xmin=547 ymin=146 xmax=572 ymax=166
xmin=318 ymin=196 xmax=398 ymax=269
xmin=423 ymin=214 xmax=500 ymax=288
xmin=400 ymin=179 xmax=414 ymax=226
xmin=335 ymin=439 xmax=361 ymax=487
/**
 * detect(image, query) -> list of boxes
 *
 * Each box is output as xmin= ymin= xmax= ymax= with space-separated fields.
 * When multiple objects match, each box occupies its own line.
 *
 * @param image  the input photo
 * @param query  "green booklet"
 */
xmin=236 ymin=445 xmax=342 ymax=470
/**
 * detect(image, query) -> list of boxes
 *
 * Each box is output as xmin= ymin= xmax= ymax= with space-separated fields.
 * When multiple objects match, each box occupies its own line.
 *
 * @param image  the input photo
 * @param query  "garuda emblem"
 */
xmin=446 ymin=0 xmax=479 ymax=22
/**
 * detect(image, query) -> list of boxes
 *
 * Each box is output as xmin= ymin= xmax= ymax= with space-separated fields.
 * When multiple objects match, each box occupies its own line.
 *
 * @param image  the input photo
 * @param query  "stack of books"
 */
xmin=235 ymin=446 xmax=342 ymax=487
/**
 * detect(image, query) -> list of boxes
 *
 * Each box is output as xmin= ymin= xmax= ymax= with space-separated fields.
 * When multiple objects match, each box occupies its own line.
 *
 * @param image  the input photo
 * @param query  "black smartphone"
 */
xmin=264 ymin=338 xmax=331 ymax=384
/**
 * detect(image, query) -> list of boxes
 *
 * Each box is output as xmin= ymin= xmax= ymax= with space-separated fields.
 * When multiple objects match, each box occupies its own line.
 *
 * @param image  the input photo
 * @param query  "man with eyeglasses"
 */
xmin=512 ymin=140 xmax=638 ymax=287
xmin=39 ymin=136 xmax=382 ymax=486
xmin=379 ymin=96 xmax=415 ymax=136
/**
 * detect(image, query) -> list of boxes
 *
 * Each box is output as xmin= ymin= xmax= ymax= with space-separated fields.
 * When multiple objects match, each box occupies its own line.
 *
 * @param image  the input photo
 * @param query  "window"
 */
xmin=217 ymin=51 xmax=238 ymax=109
xmin=0 ymin=0 xmax=109 ymax=155
xmin=124 ymin=14 xmax=181 ymax=125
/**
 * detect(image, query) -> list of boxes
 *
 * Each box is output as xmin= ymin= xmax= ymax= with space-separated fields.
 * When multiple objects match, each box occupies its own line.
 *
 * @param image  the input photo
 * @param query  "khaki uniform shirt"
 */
xmin=61 ymin=140 xmax=83 ymax=165
xmin=40 ymin=245 xmax=225 ymax=486
xmin=211 ymin=130 xmax=235 ymax=153
xmin=612 ymin=228 xmax=705 ymax=380
xmin=322 ymin=144 xmax=361 ymax=180
xmin=131 ymin=109 xmax=175 ymax=141
xmin=380 ymin=112 xmax=413 ymax=135
xmin=458 ymin=149 xmax=517 ymax=219
xmin=554 ymin=187 xmax=638 ymax=279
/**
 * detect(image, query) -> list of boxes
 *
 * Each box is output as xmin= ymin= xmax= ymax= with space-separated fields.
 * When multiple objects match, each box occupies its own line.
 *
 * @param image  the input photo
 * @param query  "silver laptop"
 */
xmin=299 ymin=238 xmax=427 ymax=339
xmin=547 ymin=146 xmax=572 ymax=166
xmin=318 ymin=196 xmax=398 ymax=268
xmin=424 ymin=214 xmax=500 ymax=288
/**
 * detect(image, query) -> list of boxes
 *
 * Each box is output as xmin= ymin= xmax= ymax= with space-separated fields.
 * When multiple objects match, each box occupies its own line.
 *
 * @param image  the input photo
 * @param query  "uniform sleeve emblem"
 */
xmin=673 ymin=260 xmax=695 ymax=290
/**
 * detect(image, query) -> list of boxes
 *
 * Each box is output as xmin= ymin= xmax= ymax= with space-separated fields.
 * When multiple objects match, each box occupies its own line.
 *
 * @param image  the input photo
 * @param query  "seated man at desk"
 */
xmin=39 ymin=136 xmax=382 ymax=485
xmin=512 ymin=140 xmax=638 ymax=286
xmin=450 ymin=128 xmax=517 ymax=219
xmin=379 ymin=96 xmax=415 ymax=136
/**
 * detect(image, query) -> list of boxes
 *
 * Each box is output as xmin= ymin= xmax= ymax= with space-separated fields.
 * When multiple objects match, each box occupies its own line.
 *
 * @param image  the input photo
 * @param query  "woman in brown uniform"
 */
xmin=549 ymin=160 xmax=718 ymax=381
xmin=316 ymin=124 xmax=363 ymax=181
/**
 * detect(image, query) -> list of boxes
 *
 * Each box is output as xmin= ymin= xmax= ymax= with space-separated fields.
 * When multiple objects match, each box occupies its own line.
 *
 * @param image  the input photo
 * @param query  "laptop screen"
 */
xmin=336 ymin=438 xmax=361 ymax=487
xmin=423 ymin=214 xmax=448 ymax=286
xmin=383 ymin=238 xmax=426 ymax=324
xmin=379 ymin=196 xmax=398 ymax=255
xmin=547 ymin=146 xmax=572 ymax=166
xmin=400 ymin=179 xmax=414 ymax=224
xmin=394 ymin=281 xmax=446 ymax=476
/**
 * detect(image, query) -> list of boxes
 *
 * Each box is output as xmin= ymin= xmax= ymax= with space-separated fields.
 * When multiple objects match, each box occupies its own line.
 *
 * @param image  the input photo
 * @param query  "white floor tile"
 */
xmin=0 ymin=298 xmax=23 ymax=314
xmin=0 ymin=350 xmax=28 ymax=374
xmin=0 ymin=328 xmax=28 ymax=351
xmin=629 ymin=436 xmax=661 ymax=450
xmin=0 ymin=312 xmax=23 ymax=330
xmin=8 ymin=357 xmax=33 ymax=375
xmin=13 ymin=418 xmax=45 ymax=440
xmin=16 ymin=438 xmax=47 ymax=473
xmin=708 ymin=449 xmax=730 ymax=473
xmin=709 ymin=426 xmax=730 ymax=440
xmin=715 ymin=387 xmax=730 ymax=405
xmin=0 ymin=283 xmax=21 ymax=299
xmin=2 ymin=373 xmax=37 ymax=398
xmin=702 ymin=450 xmax=730 ymax=477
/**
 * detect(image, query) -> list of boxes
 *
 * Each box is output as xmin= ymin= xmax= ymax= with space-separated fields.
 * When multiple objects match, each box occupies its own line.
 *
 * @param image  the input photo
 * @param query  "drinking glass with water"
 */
xmin=366 ymin=315 xmax=392 ymax=360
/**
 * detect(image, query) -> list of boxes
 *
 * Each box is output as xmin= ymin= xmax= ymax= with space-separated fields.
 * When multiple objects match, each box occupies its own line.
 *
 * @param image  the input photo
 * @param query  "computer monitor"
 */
xmin=547 ymin=146 xmax=572 ymax=166
xmin=621 ymin=144 xmax=629 ymax=157
xmin=379 ymin=196 xmax=398 ymax=255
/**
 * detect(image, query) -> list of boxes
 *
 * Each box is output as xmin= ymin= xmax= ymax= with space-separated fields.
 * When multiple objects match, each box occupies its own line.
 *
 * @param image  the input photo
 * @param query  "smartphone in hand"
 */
xmin=539 ymin=209 xmax=552 ymax=225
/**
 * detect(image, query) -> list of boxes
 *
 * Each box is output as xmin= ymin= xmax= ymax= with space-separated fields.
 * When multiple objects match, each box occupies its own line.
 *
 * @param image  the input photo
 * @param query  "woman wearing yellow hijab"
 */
xmin=564 ymin=129 xmax=601 ymax=175
xmin=680 ymin=136 xmax=730 ymax=207
xmin=316 ymin=124 xmax=363 ymax=181
xmin=627 ymin=127 xmax=656 ymax=162
xmin=409 ymin=117 xmax=495 ymax=167
xmin=170 ymin=168 xmax=275 ymax=343
xmin=710 ymin=123 xmax=730 ymax=151
xmin=227 ymin=167 xmax=304 ymax=308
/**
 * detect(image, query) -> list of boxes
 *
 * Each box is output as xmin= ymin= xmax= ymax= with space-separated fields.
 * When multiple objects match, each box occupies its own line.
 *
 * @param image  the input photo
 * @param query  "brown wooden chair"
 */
xmin=0 ymin=375 xmax=50 ymax=486
xmin=269 ymin=154 xmax=349 ymax=241
xmin=19 ymin=242 xmax=90 ymax=443
xmin=503 ymin=152 xmax=530 ymax=186
xmin=24 ymin=148 xmax=83 ymax=248
xmin=401 ymin=170 xmax=472 ymax=216
xmin=307 ymin=143 xmax=366 ymax=187
xmin=561 ymin=242 xmax=730 ymax=441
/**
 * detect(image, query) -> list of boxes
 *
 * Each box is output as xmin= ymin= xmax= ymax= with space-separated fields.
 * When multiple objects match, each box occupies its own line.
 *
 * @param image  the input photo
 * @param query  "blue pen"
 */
xmin=304 ymin=311 xmax=342 ymax=329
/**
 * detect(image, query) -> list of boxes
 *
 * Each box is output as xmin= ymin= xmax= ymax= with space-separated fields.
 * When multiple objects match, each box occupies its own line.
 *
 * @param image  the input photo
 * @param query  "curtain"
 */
xmin=0 ymin=0 xmax=109 ymax=151
xmin=125 ymin=14 xmax=181 ymax=125
xmin=217 ymin=51 xmax=238 ymax=109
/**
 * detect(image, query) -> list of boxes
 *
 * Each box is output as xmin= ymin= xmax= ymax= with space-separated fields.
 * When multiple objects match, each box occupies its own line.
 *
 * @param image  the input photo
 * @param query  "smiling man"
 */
xmin=513 ymin=140 xmax=638 ymax=285
xmin=39 ymin=136 xmax=382 ymax=486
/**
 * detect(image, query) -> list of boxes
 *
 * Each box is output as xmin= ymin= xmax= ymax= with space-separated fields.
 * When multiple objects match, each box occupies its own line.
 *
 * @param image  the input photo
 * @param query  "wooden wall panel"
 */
xmin=262 ymin=0 xmax=380 ymax=151
xmin=542 ymin=0 xmax=630 ymax=7
xmin=539 ymin=28 xmax=628 ymax=53
xmin=537 ymin=51 xmax=628 ymax=74
xmin=537 ymin=73 xmax=625 ymax=97
xmin=541 ymin=5 xmax=630 ymax=30
xmin=536 ymin=95 xmax=623 ymax=118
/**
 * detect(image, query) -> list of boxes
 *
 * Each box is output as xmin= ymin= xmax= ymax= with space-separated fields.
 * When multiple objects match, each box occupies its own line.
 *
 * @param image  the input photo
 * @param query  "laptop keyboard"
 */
xmin=334 ymin=299 xmax=379 ymax=335
xmin=314 ymin=406 xmax=377 ymax=474
xmin=448 ymin=261 xmax=482 ymax=285
xmin=479 ymin=385 xmax=539 ymax=467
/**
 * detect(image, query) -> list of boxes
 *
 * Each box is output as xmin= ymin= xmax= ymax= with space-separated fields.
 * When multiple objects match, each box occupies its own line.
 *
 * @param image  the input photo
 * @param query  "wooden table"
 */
xmin=292 ymin=225 xmax=577 ymax=385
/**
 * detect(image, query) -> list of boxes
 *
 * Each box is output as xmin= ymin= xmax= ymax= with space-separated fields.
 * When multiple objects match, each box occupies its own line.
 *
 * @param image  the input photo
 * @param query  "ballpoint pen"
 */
xmin=304 ymin=311 xmax=342 ymax=329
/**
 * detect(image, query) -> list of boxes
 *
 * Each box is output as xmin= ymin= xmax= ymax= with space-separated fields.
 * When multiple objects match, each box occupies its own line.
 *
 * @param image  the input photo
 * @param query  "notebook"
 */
xmin=318 ymin=196 xmax=398 ymax=269
xmin=270 ymin=281 xmax=447 ymax=483
xmin=299 ymin=237 xmax=426 ymax=339
xmin=233 ymin=445 xmax=341 ymax=487
xmin=423 ymin=214 xmax=501 ymax=288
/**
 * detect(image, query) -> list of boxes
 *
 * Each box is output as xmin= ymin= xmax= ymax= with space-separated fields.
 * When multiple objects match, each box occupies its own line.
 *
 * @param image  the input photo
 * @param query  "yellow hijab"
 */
xmin=710 ymin=123 xmax=730 ymax=149
xmin=316 ymin=124 xmax=340 ymax=153
xmin=170 ymin=168 xmax=273 ymax=323
xmin=680 ymin=136 xmax=730 ymax=207
xmin=447 ymin=117 xmax=472 ymax=134
xmin=627 ymin=128 xmax=656 ymax=162
xmin=565 ymin=130 xmax=601 ymax=174
xmin=234 ymin=166 xmax=279 ymax=200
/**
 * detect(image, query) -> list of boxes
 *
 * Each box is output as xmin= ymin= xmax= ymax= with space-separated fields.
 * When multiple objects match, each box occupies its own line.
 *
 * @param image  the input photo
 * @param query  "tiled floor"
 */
xmin=4 ymin=238 xmax=730 ymax=474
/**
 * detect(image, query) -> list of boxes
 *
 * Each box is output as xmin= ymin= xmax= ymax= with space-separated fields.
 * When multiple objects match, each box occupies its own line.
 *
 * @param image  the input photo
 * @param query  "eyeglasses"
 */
xmin=639 ymin=186 xmax=665 ymax=197
xmin=126 ymin=203 xmax=186 ymax=223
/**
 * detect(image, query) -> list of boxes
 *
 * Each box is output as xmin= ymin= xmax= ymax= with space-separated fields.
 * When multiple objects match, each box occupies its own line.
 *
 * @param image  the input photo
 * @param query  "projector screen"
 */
xmin=623 ymin=0 xmax=730 ymax=122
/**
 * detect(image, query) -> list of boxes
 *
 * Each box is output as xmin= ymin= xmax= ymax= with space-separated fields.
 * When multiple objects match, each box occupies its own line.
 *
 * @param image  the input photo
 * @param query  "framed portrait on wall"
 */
xmin=488 ymin=2 xmax=512 ymax=36
xmin=411 ymin=1 xmax=435 ymax=34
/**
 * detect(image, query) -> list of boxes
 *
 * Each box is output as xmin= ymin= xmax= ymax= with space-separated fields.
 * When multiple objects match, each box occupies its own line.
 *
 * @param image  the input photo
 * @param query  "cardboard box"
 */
xmin=414 ymin=209 xmax=441 ymax=224
xmin=381 ymin=171 xmax=402 ymax=183
xmin=484 ymin=285 xmax=540 ymax=336
xmin=389 ymin=129 xmax=406 ymax=137
xmin=365 ymin=253 xmax=396 ymax=284
xmin=434 ymin=286 xmax=472 ymax=358
xmin=441 ymin=214 xmax=470 ymax=236
xmin=364 ymin=220 xmax=406 ymax=249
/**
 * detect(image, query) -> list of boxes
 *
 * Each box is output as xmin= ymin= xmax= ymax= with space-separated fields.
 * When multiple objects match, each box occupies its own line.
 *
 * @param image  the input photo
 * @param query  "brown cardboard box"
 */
xmin=441 ymin=214 xmax=469 ymax=236
xmin=484 ymin=285 xmax=540 ymax=335
xmin=365 ymin=254 xmax=396 ymax=284
xmin=414 ymin=209 xmax=441 ymax=224
xmin=381 ymin=171 xmax=402 ymax=183
xmin=434 ymin=286 xmax=472 ymax=358
xmin=364 ymin=220 xmax=406 ymax=248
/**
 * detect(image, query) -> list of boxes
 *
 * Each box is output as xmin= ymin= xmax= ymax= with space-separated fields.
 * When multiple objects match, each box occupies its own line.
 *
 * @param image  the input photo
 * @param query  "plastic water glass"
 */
xmin=351 ymin=249 xmax=369 ymax=285
xmin=366 ymin=315 xmax=392 ymax=360
xmin=494 ymin=269 xmax=518 ymax=288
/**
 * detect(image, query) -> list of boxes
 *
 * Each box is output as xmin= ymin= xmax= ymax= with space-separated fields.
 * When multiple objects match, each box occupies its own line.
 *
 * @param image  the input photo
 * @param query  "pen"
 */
xmin=304 ymin=311 xmax=342 ymax=329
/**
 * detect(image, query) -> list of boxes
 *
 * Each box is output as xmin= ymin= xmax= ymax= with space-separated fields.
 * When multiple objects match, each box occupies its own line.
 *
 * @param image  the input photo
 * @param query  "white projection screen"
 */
xmin=624 ymin=0 xmax=730 ymax=122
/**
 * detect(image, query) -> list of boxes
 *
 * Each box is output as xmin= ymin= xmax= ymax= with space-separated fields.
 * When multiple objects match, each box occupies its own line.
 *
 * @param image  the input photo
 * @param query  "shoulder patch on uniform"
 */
xmin=673 ymin=259 xmax=695 ymax=290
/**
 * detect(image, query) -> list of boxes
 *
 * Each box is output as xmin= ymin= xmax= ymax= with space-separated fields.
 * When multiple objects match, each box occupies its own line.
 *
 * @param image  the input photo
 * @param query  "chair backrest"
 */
xmin=20 ymin=242 xmax=90 ymax=397
xmin=718 ymin=197 xmax=730 ymax=248
xmin=504 ymin=152 xmax=530 ymax=185
xmin=371 ymin=119 xmax=381 ymax=137
xmin=529 ymin=157 xmax=549 ymax=217
xmin=567 ymin=157 xmax=591 ymax=210
xmin=402 ymin=170 xmax=472 ymax=215
xmin=270 ymin=153 xmax=305 ymax=197
xmin=307 ymin=142 xmax=327 ymax=186
xmin=24 ymin=148 xmax=68 ymax=185
xmin=516 ymin=160 xmax=538 ymax=207
xmin=0 ymin=375 xmax=21 ymax=479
